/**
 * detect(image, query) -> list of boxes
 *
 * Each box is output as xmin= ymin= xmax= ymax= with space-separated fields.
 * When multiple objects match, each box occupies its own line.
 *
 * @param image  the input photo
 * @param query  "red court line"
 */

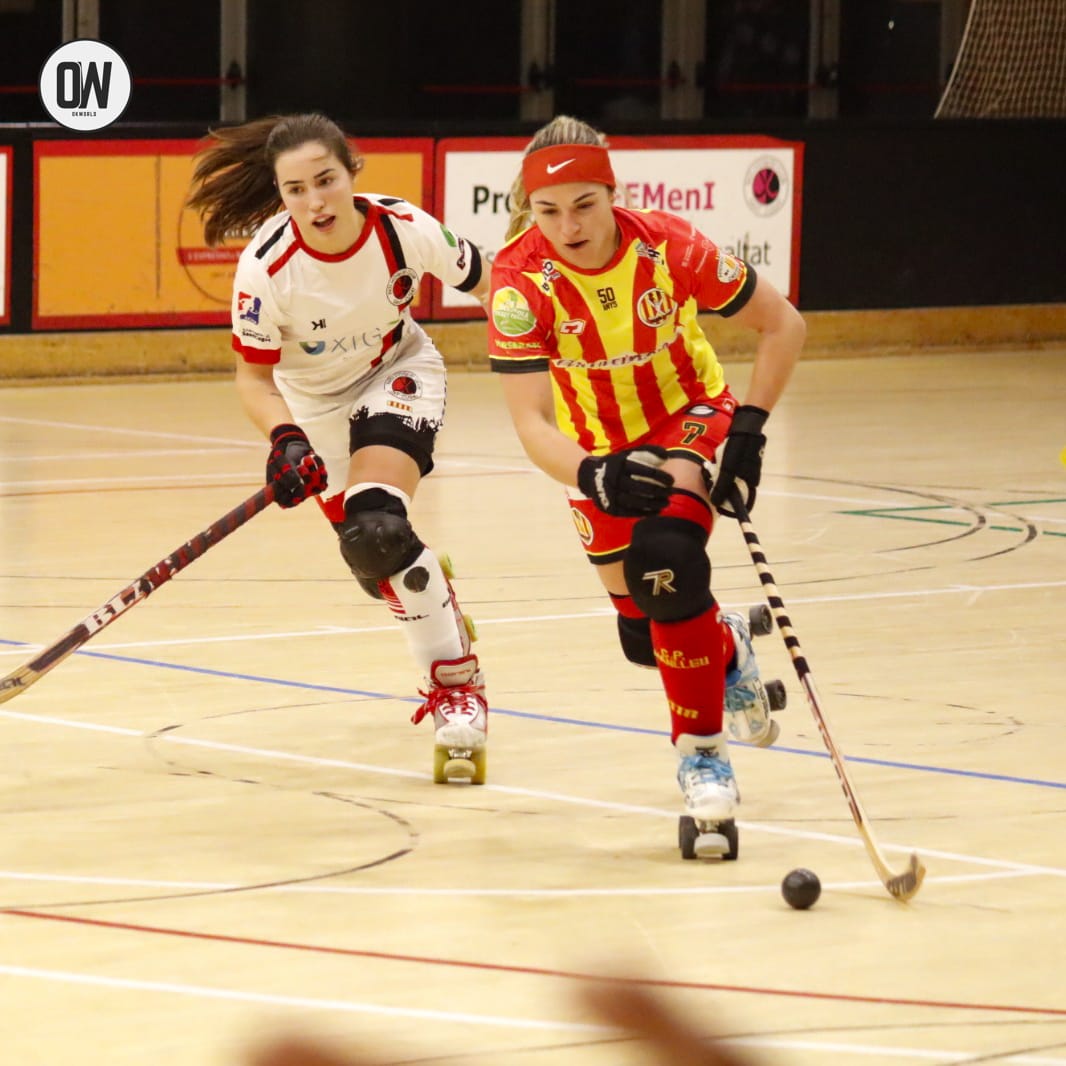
xmin=5 ymin=908 xmax=1064 ymax=1018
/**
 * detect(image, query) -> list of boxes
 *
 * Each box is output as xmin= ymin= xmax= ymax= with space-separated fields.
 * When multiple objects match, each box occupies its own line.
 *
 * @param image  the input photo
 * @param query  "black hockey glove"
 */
xmin=267 ymin=423 xmax=328 ymax=508
xmin=711 ymin=405 xmax=769 ymax=517
xmin=577 ymin=446 xmax=674 ymax=517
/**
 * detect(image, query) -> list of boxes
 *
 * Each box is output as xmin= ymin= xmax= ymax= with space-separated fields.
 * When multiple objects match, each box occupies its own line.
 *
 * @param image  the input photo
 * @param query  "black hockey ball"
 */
xmin=781 ymin=868 xmax=821 ymax=909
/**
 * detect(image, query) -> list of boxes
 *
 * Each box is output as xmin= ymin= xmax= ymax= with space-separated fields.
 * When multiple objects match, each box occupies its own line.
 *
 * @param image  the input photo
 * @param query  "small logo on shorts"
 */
xmin=570 ymin=506 xmax=594 ymax=547
xmin=386 ymin=372 xmax=422 ymax=398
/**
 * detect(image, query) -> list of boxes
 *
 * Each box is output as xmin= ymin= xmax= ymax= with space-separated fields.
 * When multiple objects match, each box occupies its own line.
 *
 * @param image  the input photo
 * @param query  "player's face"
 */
xmin=529 ymin=183 xmax=618 ymax=270
xmin=275 ymin=142 xmax=360 ymax=254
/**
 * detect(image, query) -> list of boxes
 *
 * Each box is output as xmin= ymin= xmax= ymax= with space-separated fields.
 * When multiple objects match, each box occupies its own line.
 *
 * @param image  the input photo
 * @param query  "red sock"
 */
xmin=644 ymin=489 xmax=726 ymax=742
xmin=652 ymin=607 xmax=728 ymax=742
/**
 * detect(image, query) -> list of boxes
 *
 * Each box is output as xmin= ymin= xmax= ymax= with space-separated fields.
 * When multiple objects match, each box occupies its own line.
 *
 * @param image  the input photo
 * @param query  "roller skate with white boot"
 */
xmin=412 ymin=654 xmax=488 ymax=784
xmin=676 ymin=732 xmax=740 ymax=860
xmin=722 ymin=605 xmax=786 ymax=747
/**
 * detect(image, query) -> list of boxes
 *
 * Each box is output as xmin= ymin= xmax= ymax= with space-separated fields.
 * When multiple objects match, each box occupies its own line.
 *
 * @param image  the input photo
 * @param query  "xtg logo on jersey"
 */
xmin=38 ymin=39 xmax=131 ymax=131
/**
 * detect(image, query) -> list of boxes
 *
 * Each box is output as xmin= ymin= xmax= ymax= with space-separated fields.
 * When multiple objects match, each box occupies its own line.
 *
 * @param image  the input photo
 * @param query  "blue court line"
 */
xmin=4 ymin=640 xmax=1064 ymax=792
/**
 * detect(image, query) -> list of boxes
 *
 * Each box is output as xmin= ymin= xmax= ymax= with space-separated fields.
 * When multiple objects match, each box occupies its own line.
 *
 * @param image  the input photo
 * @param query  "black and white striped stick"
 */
xmin=0 ymin=484 xmax=276 ymax=706
xmin=729 ymin=488 xmax=926 ymax=901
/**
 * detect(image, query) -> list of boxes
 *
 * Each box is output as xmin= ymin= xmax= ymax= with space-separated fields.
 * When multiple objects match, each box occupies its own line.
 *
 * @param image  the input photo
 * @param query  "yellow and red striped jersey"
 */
xmin=488 ymin=207 xmax=755 ymax=453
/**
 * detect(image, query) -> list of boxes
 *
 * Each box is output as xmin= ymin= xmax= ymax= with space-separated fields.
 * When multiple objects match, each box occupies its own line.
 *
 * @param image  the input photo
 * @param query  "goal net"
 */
xmin=936 ymin=0 xmax=1066 ymax=117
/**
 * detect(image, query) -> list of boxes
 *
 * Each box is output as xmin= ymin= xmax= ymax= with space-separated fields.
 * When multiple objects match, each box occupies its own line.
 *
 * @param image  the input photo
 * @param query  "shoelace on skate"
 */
xmin=410 ymin=683 xmax=483 ymax=726
xmin=680 ymin=752 xmax=734 ymax=785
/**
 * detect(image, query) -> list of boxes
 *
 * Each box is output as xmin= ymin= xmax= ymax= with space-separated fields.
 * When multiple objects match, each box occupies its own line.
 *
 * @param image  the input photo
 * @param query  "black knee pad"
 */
xmin=617 ymin=613 xmax=655 ymax=667
xmin=337 ymin=487 xmax=423 ymax=581
xmin=623 ymin=516 xmax=713 ymax=622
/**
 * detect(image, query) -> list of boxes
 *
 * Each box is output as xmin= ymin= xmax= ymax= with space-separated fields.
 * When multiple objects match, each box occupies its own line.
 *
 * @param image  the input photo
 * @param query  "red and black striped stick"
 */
xmin=0 ymin=485 xmax=275 ymax=705
xmin=729 ymin=488 xmax=926 ymax=901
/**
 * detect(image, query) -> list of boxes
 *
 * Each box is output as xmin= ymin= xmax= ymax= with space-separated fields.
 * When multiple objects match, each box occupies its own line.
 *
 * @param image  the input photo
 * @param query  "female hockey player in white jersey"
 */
xmin=189 ymin=112 xmax=490 ymax=783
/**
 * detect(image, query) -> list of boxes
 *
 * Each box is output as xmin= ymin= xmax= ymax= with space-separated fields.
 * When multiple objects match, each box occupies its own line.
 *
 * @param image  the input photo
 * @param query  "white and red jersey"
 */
xmin=231 ymin=193 xmax=483 ymax=396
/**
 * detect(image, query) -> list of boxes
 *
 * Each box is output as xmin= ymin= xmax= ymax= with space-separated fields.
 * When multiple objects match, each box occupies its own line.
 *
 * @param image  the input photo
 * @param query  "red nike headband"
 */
xmin=522 ymin=143 xmax=616 ymax=194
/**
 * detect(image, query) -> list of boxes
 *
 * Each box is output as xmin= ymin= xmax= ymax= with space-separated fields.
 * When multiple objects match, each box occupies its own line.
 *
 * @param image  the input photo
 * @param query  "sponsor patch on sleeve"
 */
xmin=237 ymin=291 xmax=262 ymax=324
xmin=716 ymin=254 xmax=743 ymax=284
xmin=491 ymin=286 xmax=537 ymax=337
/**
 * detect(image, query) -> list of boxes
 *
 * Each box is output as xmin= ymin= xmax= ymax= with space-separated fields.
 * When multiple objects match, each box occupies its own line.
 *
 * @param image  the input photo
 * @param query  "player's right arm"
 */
xmin=498 ymin=371 xmax=673 ymax=517
xmin=486 ymin=263 xmax=585 ymax=485
xmin=497 ymin=370 xmax=588 ymax=487
xmin=235 ymin=359 xmax=294 ymax=437
xmin=230 ymin=247 xmax=290 ymax=437
xmin=488 ymin=263 xmax=671 ymax=513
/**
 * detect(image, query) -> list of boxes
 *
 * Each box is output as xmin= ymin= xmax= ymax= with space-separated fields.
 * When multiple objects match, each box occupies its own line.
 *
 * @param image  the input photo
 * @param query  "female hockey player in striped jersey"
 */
xmin=189 ymin=113 xmax=491 ymax=783
xmin=487 ymin=115 xmax=806 ymax=854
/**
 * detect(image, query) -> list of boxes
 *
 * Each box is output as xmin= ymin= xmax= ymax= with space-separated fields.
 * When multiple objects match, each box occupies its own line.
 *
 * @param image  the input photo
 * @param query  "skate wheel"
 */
xmin=679 ymin=816 xmax=699 ymax=860
xmin=462 ymin=613 xmax=478 ymax=644
xmin=748 ymin=603 xmax=773 ymax=636
xmin=678 ymin=817 xmax=739 ymax=861
xmin=766 ymin=679 xmax=787 ymax=711
xmin=720 ymin=819 xmax=739 ymax=861
xmin=754 ymin=718 xmax=781 ymax=748
xmin=433 ymin=747 xmax=486 ymax=785
xmin=437 ymin=552 xmax=456 ymax=580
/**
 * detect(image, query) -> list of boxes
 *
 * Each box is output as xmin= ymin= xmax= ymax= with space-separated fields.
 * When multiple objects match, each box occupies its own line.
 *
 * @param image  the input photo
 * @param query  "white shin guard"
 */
xmin=379 ymin=546 xmax=471 ymax=674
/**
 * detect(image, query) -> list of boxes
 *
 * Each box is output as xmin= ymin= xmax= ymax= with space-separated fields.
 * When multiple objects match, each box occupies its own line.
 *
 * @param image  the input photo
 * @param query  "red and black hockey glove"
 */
xmin=711 ymin=405 xmax=768 ymax=517
xmin=578 ymin=446 xmax=674 ymax=517
xmin=266 ymin=423 xmax=328 ymax=508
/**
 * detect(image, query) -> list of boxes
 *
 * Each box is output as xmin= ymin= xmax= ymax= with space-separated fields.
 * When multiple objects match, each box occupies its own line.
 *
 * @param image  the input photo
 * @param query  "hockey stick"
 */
xmin=0 ymin=484 xmax=276 ymax=705
xmin=728 ymin=488 xmax=926 ymax=902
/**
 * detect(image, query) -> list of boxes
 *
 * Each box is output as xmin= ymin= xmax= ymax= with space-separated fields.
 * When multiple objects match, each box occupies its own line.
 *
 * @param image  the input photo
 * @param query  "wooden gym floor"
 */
xmin=1 ymin=346 xmax=1064 ymax=1064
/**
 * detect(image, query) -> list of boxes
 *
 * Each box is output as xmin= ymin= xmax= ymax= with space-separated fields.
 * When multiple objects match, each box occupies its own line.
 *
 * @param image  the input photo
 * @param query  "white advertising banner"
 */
xmin=0 ymin=147 xmax=10 ymax=325
xmin=436 ymin=136 xmax=802 ymax=315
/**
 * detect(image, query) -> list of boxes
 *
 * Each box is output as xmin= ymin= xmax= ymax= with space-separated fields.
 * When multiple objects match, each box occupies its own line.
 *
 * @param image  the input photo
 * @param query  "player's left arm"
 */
xmin=709 ymin=272 xmax=806 ymax=515
xmin=469 ymin=270 xmax=491 ymax=313
xmin=403 ymin=202 xmax=486 ymax=309
xmin=498 ymin=370 xmax=588 ymax=486
xmin=727 ymin=273 xmax=805 ymax=412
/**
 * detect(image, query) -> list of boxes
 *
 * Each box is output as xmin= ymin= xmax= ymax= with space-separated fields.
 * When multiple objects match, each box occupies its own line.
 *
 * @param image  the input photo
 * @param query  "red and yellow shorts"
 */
xmin=566 ymin=389 xmax=736 ymax=565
